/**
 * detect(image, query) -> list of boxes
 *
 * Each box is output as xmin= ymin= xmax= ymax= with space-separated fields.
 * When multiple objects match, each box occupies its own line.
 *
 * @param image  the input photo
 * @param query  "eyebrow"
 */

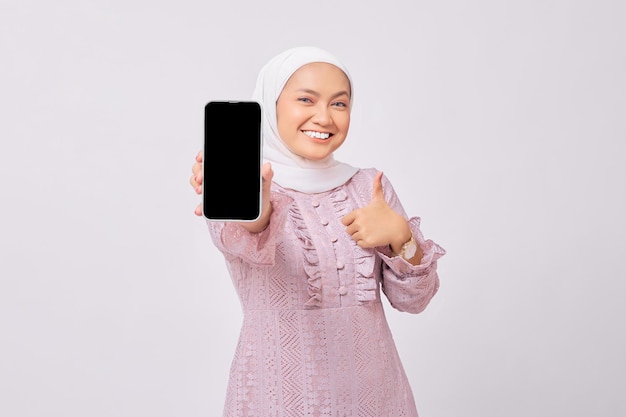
xmin=296 ymin=88 xmax=351 ymax=99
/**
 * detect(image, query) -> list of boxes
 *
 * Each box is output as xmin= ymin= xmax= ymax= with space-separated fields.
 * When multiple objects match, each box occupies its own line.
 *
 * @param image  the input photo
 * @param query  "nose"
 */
xmin=311 ymin=104 xmax=332 ymax=126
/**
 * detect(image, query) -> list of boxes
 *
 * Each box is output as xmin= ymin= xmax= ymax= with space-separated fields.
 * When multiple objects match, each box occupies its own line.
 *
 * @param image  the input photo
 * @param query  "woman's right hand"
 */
xmin=240 ymin=162 xmax=274 ymax=232
xmin=189 ymin=150 xmax=274 ymax=233
xmin=190 ymin=150 xmax=204 ymax=216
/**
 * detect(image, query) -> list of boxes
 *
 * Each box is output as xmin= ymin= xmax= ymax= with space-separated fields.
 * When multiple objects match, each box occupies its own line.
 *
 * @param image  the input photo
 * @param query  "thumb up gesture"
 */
xmin=341 ymin=172 xmax=412 ymax=253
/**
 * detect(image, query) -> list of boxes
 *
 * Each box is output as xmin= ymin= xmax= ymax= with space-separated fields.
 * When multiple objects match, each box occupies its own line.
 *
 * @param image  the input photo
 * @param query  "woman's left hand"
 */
xmin=341 ymin=172 xmax=412 ymax=253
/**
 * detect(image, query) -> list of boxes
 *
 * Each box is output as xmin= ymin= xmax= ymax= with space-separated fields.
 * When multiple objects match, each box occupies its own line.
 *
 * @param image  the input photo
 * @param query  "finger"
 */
xmin=371 ymin=171 xmax=384 ymax=202
xmin=345 ymin=223 xmax=359 ymax=236
xmin=191 ymin=163 xmax=203 ymax=186
xmin=356 ymin=239 xmax=375 ymax=249
xmin=196 ymin=150 xmax=204 ymax=163
xmin=194 ymin=204 xmax=202 ymax=216
xmin=341 ymin=211 xmax=356 ymax=226
xmin=261 ymin=162 xmax=273 ymax=182
xmin=190 ymin=173 xmax=203 ymax=191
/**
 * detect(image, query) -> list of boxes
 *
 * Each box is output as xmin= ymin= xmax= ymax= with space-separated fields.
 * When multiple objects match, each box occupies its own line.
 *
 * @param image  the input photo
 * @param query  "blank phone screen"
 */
xmin=203 ymin=101 xmax=262 ymax=221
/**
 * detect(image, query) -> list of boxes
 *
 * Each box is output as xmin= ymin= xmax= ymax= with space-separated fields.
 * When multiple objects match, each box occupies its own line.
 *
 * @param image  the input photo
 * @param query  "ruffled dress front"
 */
xmin=207 ymin=168 xmax=445 ymax=417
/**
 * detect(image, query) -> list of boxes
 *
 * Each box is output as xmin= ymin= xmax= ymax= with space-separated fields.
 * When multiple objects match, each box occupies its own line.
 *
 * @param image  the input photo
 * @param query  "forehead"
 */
xmin=283 ymin=62 xmax=351 ymax=92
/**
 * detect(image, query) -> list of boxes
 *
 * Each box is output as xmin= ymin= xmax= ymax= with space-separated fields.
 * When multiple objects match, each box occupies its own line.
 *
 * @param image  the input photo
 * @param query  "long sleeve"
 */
xmin=377 ymin=216 xmax=445 ymax=313
xmin=206 ymin=191 xmax=293 ymax=266
xmin=373 ymin=172 xmax=446 ymax=313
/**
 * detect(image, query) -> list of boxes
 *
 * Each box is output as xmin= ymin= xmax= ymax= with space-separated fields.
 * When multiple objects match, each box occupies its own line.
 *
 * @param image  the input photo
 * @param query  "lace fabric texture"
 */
xmin=207 ymin=168 xmax=445 ymax=417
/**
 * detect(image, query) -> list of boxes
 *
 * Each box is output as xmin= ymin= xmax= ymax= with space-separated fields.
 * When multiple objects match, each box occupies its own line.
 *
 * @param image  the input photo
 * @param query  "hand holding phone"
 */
xmin=193 ymin=152 xmax=274 ymax=231
xmin=237 ymin=161 xmax=273 ymax=232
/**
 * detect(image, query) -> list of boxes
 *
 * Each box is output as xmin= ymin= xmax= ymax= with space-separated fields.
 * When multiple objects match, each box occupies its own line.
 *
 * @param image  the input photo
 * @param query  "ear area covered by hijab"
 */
xmin=252 ymin=46 xmax=359 ymax=194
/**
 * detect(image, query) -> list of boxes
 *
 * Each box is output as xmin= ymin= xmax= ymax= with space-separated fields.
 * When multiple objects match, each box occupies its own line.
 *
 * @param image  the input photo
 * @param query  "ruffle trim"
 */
xmin=290 ymin=187 xmax=381 ymax=308
xmin=290 ymin=203 xmax=322 ymax=308
xmin=354 ymin=245 xmax=378 ymax=303
xmin=330 ymin=188 xmax=378 ymax=305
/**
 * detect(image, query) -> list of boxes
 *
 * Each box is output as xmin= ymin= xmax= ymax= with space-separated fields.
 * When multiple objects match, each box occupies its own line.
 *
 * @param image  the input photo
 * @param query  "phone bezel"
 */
xmin=202 ymin=100 xmax=263 ymax=222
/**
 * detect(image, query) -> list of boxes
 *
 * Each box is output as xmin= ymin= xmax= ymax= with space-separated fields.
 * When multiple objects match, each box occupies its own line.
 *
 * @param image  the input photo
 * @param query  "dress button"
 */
xmin=338 ymin=286 xmax=348 ymax=296
xmin=336 ymin=261 xmax=344 ymax=269
xmin=331 ymin=237 xmax=338 ymax=243
xmin=312 ymin=200 xmax=320 ymax=207
xmin=321 ymin=219 xmax=329 ymax=226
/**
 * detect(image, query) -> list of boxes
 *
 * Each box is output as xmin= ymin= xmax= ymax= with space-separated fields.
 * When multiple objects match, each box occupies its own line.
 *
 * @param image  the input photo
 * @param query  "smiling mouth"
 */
xmin=302 ymin=130 xmax=333 ymax=140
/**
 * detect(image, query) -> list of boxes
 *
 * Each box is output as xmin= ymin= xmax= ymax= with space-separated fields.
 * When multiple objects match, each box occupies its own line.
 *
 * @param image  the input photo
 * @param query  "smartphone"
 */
xmin=203 ymin=101 xmax=262 ymax=221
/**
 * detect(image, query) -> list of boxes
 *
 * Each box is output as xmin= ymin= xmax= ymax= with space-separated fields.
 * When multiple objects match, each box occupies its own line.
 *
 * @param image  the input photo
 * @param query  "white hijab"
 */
xmin=252 ymin=46 xmax=359 ymax=193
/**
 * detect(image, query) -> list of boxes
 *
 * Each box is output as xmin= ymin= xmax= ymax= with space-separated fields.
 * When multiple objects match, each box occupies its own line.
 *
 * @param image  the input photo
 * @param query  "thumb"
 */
xmin=262 ymin=162 xmax=273 ymax=181
xmin=371 ymin=171 xmax=385 ymax=202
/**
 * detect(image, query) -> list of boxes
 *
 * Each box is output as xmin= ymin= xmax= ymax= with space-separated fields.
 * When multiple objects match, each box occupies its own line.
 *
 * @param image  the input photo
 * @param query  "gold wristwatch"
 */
xmin=394 ymin=235 xmax=417 ymax=260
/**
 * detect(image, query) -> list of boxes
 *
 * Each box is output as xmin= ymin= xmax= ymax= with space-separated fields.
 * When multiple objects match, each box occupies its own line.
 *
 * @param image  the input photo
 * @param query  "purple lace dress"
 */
xmin=207 ymin=168 xmax=445 ymax=417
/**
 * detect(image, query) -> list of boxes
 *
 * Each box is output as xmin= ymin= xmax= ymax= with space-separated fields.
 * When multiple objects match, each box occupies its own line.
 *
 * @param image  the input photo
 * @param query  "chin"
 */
xmin=301 ymin=153 xmax=331 ymax=161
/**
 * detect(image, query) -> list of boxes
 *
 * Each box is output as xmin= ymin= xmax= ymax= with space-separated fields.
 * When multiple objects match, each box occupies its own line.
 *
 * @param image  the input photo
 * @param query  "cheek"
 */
xmin=277 ymin=105 xmax=306 ymax=131
xmin=276 ymin=105 xmax=292 ymax=139
xmin=337 ymin=113 xmax=351 ymax=132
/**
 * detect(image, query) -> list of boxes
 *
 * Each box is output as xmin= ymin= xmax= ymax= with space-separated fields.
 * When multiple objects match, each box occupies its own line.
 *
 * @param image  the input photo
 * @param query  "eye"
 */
xmin=332 ymin=101 xmax=348 ymax=108
xmin=298 ymin=97 xmax=313 ymax=103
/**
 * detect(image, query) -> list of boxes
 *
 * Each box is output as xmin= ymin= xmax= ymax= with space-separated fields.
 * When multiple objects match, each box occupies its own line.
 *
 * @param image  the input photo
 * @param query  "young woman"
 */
xmin=190 ymin=46 xmax=445 ymax=417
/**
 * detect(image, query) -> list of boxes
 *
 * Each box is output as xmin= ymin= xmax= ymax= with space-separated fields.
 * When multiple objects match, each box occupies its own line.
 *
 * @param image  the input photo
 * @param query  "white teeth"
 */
xmin=303 ymin=130 xmax=331 ymax=139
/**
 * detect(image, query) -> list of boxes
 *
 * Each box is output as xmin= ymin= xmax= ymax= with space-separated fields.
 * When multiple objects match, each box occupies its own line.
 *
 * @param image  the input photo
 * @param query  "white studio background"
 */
xmin=1 ymin=0 xmax=624 ymax=416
